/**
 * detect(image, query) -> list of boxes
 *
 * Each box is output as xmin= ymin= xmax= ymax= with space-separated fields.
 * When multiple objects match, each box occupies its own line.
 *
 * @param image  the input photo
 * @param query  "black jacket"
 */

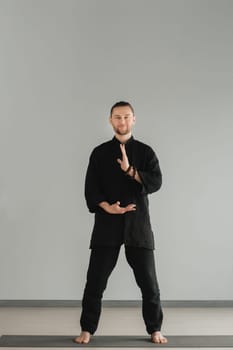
xmin=85 ymin=136 xmax=162 ymax=249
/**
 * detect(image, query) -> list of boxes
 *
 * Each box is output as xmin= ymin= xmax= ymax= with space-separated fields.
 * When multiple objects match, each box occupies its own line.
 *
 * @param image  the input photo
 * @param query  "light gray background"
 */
xmin=0 ymin=0 xmax=233 ymax=301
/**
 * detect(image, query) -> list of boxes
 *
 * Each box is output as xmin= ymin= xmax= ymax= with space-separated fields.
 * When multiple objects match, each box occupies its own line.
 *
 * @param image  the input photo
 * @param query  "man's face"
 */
xmin=110 ymin=106 xmax=135 ymax=136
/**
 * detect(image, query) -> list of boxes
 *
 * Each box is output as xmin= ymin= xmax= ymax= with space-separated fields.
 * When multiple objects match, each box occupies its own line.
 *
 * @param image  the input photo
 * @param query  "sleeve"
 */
xmin=84 ymin=150 xmax=106 ymax=213
xmin=137 ymin=147 xmax=162 ymax=195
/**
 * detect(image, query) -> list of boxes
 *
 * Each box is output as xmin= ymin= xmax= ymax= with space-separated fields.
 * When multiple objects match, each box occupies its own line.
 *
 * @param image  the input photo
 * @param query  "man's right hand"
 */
xmin=99 ymin=201 xmax=136 ymax=214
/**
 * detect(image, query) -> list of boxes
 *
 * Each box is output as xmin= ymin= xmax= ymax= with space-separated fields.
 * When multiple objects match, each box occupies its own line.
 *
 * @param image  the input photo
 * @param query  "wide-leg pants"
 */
xmin=80 ymin=245 xmax=163 ymax=335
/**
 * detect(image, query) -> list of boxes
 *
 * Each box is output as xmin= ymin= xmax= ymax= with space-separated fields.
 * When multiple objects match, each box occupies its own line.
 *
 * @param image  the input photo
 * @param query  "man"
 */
xmin=74 ymin=101 xmax=167 ymax=344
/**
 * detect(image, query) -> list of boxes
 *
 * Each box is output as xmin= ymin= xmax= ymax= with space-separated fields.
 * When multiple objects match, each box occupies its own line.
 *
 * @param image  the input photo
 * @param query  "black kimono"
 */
xmin=85 ymin=136 xmax=162 ymax=250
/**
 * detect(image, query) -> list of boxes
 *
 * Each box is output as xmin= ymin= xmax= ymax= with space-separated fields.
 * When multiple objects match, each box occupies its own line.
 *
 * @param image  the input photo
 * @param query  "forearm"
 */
xmin=98 ymin=201 xmax=111 ymax=212
xmin=134 ymin=170 xmax=142 ymax=183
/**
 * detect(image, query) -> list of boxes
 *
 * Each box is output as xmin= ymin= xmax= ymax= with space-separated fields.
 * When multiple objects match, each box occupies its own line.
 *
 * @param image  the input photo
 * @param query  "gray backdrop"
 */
xmin=0 ymin=0 xmax=233 ymax=301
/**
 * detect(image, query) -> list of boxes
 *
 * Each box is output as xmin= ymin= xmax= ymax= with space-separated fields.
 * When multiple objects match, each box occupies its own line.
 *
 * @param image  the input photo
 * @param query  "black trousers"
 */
xmin=80 ymin=245 xmax=163 ymax=335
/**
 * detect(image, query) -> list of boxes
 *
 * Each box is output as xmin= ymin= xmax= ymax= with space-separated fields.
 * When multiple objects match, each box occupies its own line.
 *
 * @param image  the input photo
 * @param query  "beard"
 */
xmin=113 ymin=126 xmax=131 ymax=135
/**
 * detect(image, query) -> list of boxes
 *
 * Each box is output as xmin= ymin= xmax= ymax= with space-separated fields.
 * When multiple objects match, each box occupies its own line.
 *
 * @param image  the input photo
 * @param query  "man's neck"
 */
xmin=114 ymin=133 xmax=132 ymax=144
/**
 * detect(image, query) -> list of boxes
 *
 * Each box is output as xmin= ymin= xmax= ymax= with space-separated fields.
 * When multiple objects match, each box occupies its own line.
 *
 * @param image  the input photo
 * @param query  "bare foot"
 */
xmin=151 ymin=331 xmax=168 ymax=344
xmin=73 ymin=331 xmax=91 ymax=344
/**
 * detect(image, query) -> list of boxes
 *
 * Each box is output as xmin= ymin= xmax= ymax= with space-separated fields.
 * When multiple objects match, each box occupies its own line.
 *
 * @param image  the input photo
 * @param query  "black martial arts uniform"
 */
xmin=80 ymin=136 xmax=163 ymax=334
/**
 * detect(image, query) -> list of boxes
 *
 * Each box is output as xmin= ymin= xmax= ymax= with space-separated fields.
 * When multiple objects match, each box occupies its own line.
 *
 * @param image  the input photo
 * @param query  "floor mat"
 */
xmin=1 ymin=335 xmax=233 ymax=347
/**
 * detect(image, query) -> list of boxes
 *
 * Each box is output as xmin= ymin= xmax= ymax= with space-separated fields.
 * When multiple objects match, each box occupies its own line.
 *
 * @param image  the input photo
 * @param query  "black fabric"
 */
xmin=1 ymin=335 xmax=233 ymax=347
xmin=125 ymin=247 xmax=163 ymax=334
xmin=80 ymin=246 xmax=163 ymax=335
xmin=81 ymin=247 xmax=121 ymax=334
xmin=85 ymin=136 xmax=162 ymax=249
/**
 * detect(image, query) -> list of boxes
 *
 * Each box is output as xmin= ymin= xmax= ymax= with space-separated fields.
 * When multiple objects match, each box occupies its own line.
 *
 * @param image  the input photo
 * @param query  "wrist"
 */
xmin=99 ymin=201 xmax=110 ymax=211
xmin=125 ymin=165 xmax=136 ymax=179
xmin=124 ymin=165 xmax=131 ymax=173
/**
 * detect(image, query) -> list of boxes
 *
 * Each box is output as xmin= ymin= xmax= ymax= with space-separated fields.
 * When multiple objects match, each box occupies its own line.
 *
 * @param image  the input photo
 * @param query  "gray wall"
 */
xmin=0 ymin=0 xmax=233 ymax=300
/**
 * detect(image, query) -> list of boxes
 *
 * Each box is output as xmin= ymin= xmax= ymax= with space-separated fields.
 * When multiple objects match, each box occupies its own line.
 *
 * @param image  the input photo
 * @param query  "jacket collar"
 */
xmin=112 ymin=135 xmax=134 ymax=145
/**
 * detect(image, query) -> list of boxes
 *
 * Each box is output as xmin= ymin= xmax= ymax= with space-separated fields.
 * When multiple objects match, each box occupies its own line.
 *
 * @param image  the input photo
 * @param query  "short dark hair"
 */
xmin=110 ymin=101 xmax=134 ymax=116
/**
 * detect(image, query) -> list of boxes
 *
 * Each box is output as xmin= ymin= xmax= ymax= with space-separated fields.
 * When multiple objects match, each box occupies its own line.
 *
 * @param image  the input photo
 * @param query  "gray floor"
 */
xmin=0 ymin=306 xmax=233 ymax=349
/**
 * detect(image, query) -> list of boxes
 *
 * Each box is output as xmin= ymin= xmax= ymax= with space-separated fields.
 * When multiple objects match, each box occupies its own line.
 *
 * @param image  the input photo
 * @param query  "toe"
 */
xmin=73 ymin=337 xmax=81 ymax=343
xmin=160 ymin=336 xmax=168 ymax=343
